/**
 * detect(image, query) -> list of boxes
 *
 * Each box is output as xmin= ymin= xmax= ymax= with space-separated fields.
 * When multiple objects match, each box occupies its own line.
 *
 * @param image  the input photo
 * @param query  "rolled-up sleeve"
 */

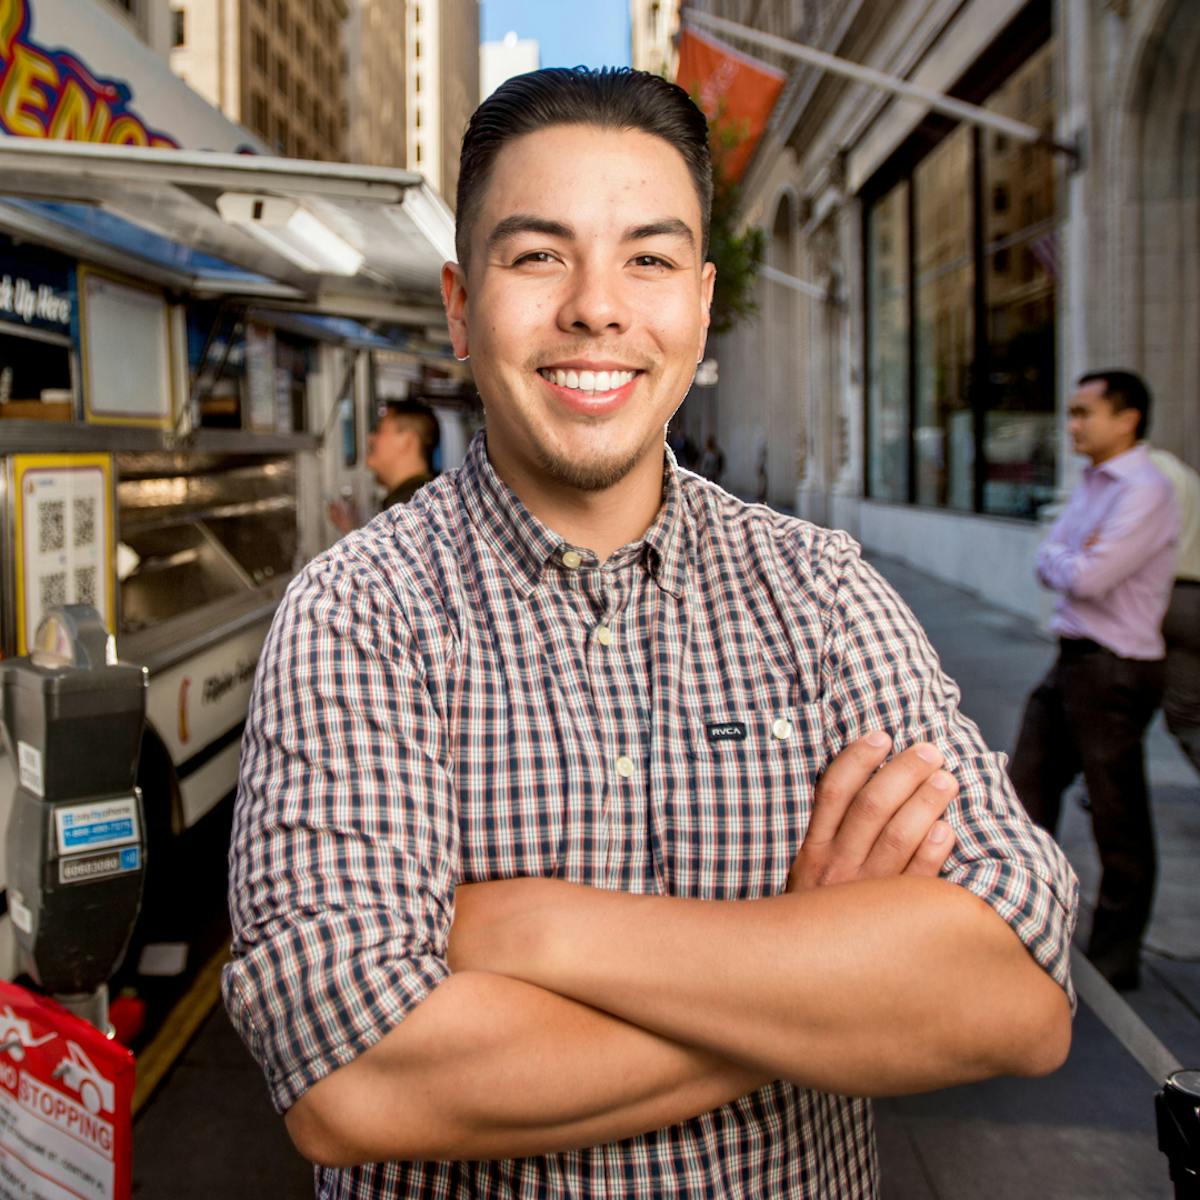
xmin=815 ymin=532 xmax=1079 ymax=1005
xmin=222 ymin=543 xmax=459 ymax=1112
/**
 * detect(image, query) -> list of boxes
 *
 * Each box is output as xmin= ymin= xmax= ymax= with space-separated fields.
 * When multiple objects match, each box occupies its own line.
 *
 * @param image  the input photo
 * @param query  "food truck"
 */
xmin=0 ymin=0 xmax=465 ymax=982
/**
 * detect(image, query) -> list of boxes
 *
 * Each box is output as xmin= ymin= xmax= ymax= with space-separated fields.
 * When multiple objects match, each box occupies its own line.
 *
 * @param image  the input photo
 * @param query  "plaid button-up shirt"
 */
xmin=225 ymin=432 xmax=1077 ymax=1199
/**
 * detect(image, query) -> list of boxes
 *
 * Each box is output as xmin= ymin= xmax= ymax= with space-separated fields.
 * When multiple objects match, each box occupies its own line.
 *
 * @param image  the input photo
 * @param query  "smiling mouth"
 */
xmin=537 ymin=367 xmax=640 ymax=395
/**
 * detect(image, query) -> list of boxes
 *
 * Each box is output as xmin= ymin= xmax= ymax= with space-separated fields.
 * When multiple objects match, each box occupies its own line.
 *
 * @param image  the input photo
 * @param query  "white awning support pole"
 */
xmin=682 ymin=10 xmax=1081 ymax=166
xmin=760 ymin=264 xmax=827 ymax=300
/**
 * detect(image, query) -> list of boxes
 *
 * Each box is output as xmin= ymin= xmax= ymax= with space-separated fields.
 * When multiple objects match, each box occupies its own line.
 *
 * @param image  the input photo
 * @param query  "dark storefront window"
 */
xmin=914 ymin=125 xmax=975 ymax=510
xmin=979 ymin=41 xmax=1058 ymax=517
xmin=866 ymin=182 xmax=909 ymax=502
xmin=864 ymin=21 xmax=1057 ymax=519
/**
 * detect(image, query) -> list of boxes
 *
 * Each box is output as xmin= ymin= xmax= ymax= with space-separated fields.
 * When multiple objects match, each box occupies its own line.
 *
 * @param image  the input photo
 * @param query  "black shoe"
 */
xmin=1101 ymin=964 xmax=1140 ymax=992
xmin=1088 ymin=948 xmax=1141 ymax=992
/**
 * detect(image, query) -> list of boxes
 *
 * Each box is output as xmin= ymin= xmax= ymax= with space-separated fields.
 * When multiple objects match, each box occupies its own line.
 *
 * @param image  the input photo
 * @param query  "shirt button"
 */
xmin=596 ymin=625 xmax=613 ymax=646
xmin=615 ymin=755 xmax=635 ymax=778
xmin=771 ymin=717 xmax=793 ymax=741
xmin=561 ymin=549 xmax=582 ymax=569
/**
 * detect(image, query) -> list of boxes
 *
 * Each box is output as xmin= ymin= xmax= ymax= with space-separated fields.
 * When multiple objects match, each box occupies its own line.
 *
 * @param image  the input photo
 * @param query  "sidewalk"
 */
xmin=869 ymin=553 xmax=1199 ymax=1200
xmin=131 ymin=554 xmax=1200 ymax=1198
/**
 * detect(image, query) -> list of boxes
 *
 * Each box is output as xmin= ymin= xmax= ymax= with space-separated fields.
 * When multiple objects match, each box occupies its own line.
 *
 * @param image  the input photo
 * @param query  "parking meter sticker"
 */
xmin=53 ymin=799 xmax=139 ymax=857
xmin=16 ymin=742 xmax=42 ymax=797
xmin=0 ymin=982 xmax=133 ymax=1200
xmin=58 ymin=846 xmax=140 ymax=886
xmin=7 ymin=894 xmax=31 ymax=936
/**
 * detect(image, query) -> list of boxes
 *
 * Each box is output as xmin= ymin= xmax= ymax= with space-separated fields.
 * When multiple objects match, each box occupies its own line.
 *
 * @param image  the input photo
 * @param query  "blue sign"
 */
xmin=61 ymin=817 xmax=135 ymax=849
xmin=0 ymin=234 xmax=73 ymax=334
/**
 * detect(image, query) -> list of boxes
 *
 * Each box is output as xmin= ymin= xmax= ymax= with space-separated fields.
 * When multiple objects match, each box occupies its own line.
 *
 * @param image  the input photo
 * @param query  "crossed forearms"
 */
xmin=288 ymin=875 xmax=1067 ymax=1167
xmin=284 ymin=967 xmax=768 ymax=1166
xmin=284 ymin=735 xmax=1072 ymax=1165
xmin=449 ymin=874 xmax=1072 ymax=1096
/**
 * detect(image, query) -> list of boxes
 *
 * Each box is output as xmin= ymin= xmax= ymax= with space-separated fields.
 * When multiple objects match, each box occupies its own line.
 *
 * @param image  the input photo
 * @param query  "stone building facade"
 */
xmin=689 ymin=0 xmax=1199 ymax=619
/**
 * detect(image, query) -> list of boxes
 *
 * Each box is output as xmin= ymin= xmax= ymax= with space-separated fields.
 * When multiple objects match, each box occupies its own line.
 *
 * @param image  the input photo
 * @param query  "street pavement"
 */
xmin=869 ymin=555 xmax=1198 ymax=1200
xmin=131 ymin=553 xmax=1199 ymax=1198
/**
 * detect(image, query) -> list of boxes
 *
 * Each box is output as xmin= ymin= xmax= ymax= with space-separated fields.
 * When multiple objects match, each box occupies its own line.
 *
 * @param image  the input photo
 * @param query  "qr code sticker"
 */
xmin=74 ymin=565 xmax=96 ymax=607
xmin=40 ymin=571 xmax=67 ymax=609
xmin=73 ymin=497 xmax=96 ymax=548
xmin=39 ymin=499 xmax=65 ymax=554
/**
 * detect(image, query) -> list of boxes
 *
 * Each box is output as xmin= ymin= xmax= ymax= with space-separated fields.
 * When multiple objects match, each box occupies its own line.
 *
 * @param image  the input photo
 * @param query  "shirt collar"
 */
xmin=642 ymin=444 xmax=688 ymax=598
xmin=1087 ymin=442 xmax=1148 ymax=481
xmin=457 ymin=431 xmax=688 ymax=599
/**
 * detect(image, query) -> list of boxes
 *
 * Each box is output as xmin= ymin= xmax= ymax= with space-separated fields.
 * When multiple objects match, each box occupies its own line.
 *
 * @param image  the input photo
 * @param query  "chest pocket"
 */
xmin=651 ymin=699 xmax=824 ymax=900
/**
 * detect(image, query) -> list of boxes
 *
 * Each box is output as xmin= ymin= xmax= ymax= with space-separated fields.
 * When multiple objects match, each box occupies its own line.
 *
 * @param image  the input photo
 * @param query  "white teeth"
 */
xmin=540 ymin=368 xmax=637 ymax=394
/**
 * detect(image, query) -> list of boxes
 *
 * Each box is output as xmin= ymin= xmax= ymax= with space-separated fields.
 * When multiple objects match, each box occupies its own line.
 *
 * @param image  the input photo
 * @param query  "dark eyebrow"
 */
xmin=624 ymin=219 xmax=695 ymax=248
xmin=486 ymin=214 xmax=575 ymax=252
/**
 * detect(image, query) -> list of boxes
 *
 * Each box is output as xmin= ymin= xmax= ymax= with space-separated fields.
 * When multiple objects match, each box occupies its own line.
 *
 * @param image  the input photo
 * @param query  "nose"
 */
xmin=556 ymin=260 xmax=630 ymax=336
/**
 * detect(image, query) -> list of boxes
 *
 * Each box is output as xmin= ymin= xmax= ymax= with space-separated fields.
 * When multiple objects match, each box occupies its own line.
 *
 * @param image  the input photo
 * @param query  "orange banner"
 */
xmin=675 ymin=25 xmax=786 ymax=183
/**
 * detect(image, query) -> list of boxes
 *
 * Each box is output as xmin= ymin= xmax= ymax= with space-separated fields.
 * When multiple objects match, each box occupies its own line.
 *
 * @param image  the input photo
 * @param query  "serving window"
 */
xmin=116 ymin=452 xmax=297 ymax=635
xmin=0 ymin=327 xmax=74 ymax=420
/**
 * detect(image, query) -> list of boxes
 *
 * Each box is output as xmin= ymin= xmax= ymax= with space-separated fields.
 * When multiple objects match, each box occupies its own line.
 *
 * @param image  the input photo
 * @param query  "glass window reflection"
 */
xmin=863 ymin=34 xmax=1058 ymax=520
xmin=867 ymin=182 xmax=910 ymax=503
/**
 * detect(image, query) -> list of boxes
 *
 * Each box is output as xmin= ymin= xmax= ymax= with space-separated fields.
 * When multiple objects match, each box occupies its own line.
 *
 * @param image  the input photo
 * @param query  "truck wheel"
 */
xmin=81 ymin=1080 xmax=101 ymax=1114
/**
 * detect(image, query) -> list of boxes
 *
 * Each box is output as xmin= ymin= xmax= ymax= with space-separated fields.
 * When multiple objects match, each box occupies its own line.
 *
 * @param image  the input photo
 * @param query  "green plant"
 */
xmin=704 ymin=107 xmax=766 ymax=335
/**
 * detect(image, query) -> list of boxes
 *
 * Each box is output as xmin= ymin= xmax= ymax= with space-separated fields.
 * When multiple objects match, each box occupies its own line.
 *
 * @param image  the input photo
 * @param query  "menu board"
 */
xmin=79 ymin=269 xmax=173 ymax=427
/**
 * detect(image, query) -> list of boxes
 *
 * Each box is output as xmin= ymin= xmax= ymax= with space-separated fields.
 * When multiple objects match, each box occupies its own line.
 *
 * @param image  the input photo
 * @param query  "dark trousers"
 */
xmin=1163 ymin=580 xmax=1200 ymax=775
xmin=1010 ymin=640 xmax=1165 ymax=977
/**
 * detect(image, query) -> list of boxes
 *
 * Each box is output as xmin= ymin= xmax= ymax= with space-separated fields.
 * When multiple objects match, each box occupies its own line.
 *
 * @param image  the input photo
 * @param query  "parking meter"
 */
xmin=0 ymin=606 xmax=147 ymax=1028
xmin=1159 ymin=1070 xmax=1200 ymax=1199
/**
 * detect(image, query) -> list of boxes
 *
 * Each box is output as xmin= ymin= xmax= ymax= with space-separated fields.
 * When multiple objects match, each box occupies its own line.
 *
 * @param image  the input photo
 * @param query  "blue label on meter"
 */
xmin=61 ymin=818 xmax=135 ymax=848
xmin=120 ymin=846 xmax=140 ymax=870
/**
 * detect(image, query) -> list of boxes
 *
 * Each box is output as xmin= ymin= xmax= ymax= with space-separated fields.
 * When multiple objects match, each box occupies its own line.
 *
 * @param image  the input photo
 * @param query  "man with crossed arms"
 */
xmin=225 ymin=68 xmax=1077 ymax=1199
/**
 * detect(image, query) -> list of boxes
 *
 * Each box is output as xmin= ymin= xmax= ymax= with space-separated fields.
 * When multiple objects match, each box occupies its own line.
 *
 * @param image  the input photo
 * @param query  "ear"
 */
xmin=697 ymin=260 xmax=717 ymax=361
xmin=1119 ymin=406 xmax=1142 ymax=440
xmin=441 ymin=261 xmax=469 ymax=360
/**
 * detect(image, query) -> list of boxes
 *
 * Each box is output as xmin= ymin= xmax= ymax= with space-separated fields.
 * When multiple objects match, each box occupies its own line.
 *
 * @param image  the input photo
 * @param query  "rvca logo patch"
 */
xmin=706 ymin=721 xmax=747 ymax=743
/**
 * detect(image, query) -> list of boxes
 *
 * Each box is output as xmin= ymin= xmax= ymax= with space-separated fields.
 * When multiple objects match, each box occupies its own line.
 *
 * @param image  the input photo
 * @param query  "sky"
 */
xmin=480 ymin=0 xmax=631 ymax=70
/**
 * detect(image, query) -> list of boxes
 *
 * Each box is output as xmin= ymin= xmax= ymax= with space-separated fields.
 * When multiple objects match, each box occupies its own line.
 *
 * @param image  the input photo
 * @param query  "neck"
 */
xmin=382 ymin=457 xmax=427 ymax=491
xmin=491 ymin=447 xmax=666 ymax=561
xmin=1090 ymin=439 xmax=1137 ymax=467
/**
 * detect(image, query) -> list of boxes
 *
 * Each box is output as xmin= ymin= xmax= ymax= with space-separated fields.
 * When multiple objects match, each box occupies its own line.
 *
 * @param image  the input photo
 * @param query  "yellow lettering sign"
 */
xmin=47 ymin=79 xmax=112 ymax=142
xmin=0 ymin=42 xmax=58 ymax=137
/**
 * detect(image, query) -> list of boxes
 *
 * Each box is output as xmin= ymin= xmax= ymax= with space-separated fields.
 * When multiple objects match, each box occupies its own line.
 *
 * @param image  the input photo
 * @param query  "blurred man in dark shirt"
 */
xmin=329 ymin=400 xmax=440 ymax=533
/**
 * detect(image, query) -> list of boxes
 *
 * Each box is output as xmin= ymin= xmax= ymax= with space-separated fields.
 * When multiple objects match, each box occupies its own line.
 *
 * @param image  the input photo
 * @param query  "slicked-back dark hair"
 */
xmin=1078 ymin=369 xmax=1152 ymax=439
xmin=455 ymin=67 xmax=713 ymax=266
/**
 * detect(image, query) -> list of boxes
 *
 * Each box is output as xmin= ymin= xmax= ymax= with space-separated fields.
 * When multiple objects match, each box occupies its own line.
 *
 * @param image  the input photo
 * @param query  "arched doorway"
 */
xmin=1124 ymin=0 xmax=1200 ymax=460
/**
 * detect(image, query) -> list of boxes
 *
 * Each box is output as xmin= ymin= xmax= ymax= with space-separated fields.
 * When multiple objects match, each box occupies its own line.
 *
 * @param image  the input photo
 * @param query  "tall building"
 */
xmin=169 ymin=0 xmax=348 ymax=160
xmin=480 ymin=30 xmax=539 ymax=100
xmin=630 ymin=0 xmax=678 ymax=77
xmin=405 ymin=0 xmax=479 ymax=207
xmin=96 ymin=0 xmax=175 ymax=55
xmin=343 ymin=0 xmax=407 ymax=167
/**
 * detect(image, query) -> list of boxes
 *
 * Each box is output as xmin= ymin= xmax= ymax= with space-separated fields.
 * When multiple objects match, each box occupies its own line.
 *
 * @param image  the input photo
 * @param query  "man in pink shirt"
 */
xmin=1011 ymin=370 xmax=1179 ymax=991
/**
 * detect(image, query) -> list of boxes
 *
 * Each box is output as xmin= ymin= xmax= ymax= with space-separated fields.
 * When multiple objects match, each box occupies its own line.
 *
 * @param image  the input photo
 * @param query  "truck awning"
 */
xmin=0 ymin=140 xmax=455 ymax=327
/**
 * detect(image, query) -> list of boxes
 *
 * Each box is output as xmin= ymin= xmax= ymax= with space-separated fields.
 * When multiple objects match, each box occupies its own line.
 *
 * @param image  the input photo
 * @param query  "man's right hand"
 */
xmin=327 ymin=497 xmax=361 ymax=536
xmin=788 ymin=732 xmax=957 ymax=892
